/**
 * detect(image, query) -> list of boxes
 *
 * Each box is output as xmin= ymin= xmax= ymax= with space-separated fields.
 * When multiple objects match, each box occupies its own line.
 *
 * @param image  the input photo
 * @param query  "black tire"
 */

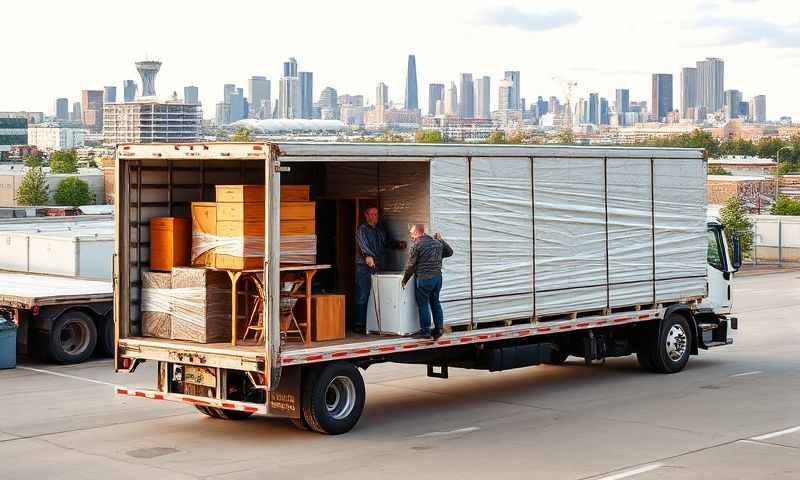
xmin=195 ymin=405 xmax=254 ymax=420
xmin=291 ymin=417 xmax=310 ymax=431
xmin=547 ymin=348 xmax=570 ymax=365
xmin=98 ymin=313 xmax=115 ymax=357
xmin=301 ymin=362 xmax=365 ymax=435
xmin=48 ymin=311 xmax=97 ymax=364
xmin=649 ymin=313 xmax=692 ymax=374
xmin=195 ymin=405 xmax=218 ymax=417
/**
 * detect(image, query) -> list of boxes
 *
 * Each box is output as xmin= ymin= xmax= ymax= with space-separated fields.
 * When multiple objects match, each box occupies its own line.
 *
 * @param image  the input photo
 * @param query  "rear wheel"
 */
xmin=48 ymin=311 xmax=97 ymax=364
xmin=98 ymin=313 xmax=115 ymax=356
xmin=546 ymin=348 xmax=570 ymax=365
xmin=194 ymin=405 xmax=253 ymax=420
xmin=302 ymin=362 xmax=365 ymax=435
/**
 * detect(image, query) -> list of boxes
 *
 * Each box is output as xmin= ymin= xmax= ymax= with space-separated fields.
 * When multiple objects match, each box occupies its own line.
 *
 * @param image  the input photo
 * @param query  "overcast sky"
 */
xmin=4 ymin=0 xmax=800 ymax=120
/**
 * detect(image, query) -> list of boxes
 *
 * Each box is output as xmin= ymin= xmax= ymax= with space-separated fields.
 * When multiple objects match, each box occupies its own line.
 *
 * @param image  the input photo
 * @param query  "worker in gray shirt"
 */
xmin=401 ymin=224 xmax=453 ymax=340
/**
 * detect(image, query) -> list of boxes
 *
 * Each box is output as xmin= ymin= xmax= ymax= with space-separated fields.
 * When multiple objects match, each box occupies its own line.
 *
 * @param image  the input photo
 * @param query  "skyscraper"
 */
xmin=428 ymin=83 xmax=444 ymax=116
xmin=697 ymin=58 xmax=724 ymax=113
xmin=474 ymin=76 xmax=491 ymax=119
xmin=81 ymin=90 xmax=104 ymax=130
xmin=278 ymin=58 xmax=300 ymax=119
xmin=498 ymin=79 xmax=514 ymax=111
xmin=283 ymin=57 xmax=298 ymax=77
xmin=319 ymin=87 xmax=338 ymax=119
xmin=248 ymin=77 xmax=270 ymax=118
xmin=123 ymin=80 xmax=137 ymax=102
xmin=184 ymin=86 xmax=199 ymax=105
xmin=680 ymin=67 xmax=698 ymax=119
xmin=458 ymin=73 xmax=474 ymax=118
xmin=600 ymin=97 xmax=609 ymax=125
xmin=504 ymin=71 xmax=521 ymax=110
xmin=537 ymin=97 xmax=548 ymax=117
xmin=444 ymin=82 xmax=458 ymax=116
xmin=71 ymin=102 xmax=81 ymax=122
xmin=229 ymin=87 xmax=245 ymax=123
xmin=104 ymin=86 xmax=117 ymax=103
xmin=615 ymin=89 xmax=630 ymax=114
xmin=651 ymin=74 xmax=673 ymax=122
xmin=404 ymin=54 xmax=418 ymax=111
xmin=724 ymin=89 xmax=742 ymax=120
xmin=750 ymin=95 xmax=766 ymax=123
xmin=376 ymin=82 xmax=389 ymax=107
xmin=135 ymin=60 xmax=162 ymax=97
xmin=588 ymin=93 xmax=600 ymax=125
xmin=55 ymin=98 xmax=69 ymax=121
xmin=299 ymin=72 xmax=313 ymax=119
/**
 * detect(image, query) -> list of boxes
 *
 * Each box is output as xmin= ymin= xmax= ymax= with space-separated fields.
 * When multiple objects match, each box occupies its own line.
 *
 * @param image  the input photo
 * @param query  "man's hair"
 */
xmin=364 ymin=207 xmax=378 ymax=215
xmin=412 ymin=224 xmax=425 ymax=234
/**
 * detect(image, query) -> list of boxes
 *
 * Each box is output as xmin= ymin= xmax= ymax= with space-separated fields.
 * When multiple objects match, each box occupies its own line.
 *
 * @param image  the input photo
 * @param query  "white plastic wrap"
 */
xmin=191 ymin=232 xmax=316 ymax=264
xmin=141 ymin=287 xmax=210 ymax=324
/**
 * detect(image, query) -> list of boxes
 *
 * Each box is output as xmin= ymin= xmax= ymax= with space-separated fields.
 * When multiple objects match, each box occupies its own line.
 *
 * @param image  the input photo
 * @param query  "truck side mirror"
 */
xmin=731 ymin=235 xmax=742 ymax=272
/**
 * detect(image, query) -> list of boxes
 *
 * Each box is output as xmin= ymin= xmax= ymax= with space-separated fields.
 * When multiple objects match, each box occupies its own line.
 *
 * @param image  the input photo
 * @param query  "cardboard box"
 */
xmin=216 ymin=202 xmax=265 ymax=222
xmin=311 ymin=294 xmax=346 ymax=341
xmin=141 ymin=271 xmax=171 ymax=338
xmin=281 ymin=185 xmax=310 ymax=201
xmin=191 ymin=202 xmax=217 ymax=267
xmin=280 ymin=219 xmax=315 ymax=235
xmin=170 ymin=267 xmax=231 ymax=343
xmin=281 ymin=202 xmax=316 ymax=220
xmin=216 ymin=185 xmax=264 ymax=203
xmin=150 ymin=217 xmax=191 ymax=272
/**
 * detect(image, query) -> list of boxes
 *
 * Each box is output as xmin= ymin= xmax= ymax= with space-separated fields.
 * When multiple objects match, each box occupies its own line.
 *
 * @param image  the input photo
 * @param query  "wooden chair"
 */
xmin=243 ymin=275 xmax=266 ymax=343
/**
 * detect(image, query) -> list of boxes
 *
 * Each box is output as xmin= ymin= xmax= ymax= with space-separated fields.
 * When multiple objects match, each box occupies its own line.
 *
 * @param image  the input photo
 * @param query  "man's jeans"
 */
xmin=354 ymin=264 xmax=372 ymax=330
xmin=414 ymin=275 xmax=443 ymax=335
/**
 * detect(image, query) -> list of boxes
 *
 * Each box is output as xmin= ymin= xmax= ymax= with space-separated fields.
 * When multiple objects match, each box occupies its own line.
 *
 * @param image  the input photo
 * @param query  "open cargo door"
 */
xmin=265 ymin=144 xmax=282 ymax=389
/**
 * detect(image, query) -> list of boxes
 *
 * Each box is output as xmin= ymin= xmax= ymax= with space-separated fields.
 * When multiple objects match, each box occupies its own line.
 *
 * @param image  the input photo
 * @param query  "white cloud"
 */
xmin=476 ymin=6 xmax=581 ymax=32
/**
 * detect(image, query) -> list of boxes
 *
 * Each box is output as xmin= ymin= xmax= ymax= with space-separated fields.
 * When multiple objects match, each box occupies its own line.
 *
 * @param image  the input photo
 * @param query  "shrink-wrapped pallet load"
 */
xmin=170 ymin=267 xmax=231 ymax=343
xmin=141 ymin=271 xmax=172 ymax=338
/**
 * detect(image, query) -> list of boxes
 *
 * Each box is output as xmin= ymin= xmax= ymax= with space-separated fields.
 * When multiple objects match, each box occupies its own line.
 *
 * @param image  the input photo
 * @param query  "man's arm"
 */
xmin=440 ymin=239 xmax=453 ymax=258
xmin=355 ymin=225 xmax=378 ymax=259
xmin=401 ymin=243 xmax=418 ymax=287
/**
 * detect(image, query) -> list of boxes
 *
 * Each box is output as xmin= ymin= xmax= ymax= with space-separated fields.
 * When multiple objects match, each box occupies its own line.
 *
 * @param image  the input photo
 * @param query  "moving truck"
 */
xmin=114 ymin=143 xmax=741 ymax=434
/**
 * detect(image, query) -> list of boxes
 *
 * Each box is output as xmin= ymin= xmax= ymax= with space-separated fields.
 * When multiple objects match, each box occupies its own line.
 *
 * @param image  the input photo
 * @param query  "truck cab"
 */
xmin=702 ymin=217 xmax=742 ymax=315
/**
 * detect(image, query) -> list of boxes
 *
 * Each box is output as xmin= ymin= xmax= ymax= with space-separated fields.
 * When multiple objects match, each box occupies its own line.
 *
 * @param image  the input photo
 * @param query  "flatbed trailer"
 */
xmin=114 ymin=142 xmax=741 ymax=434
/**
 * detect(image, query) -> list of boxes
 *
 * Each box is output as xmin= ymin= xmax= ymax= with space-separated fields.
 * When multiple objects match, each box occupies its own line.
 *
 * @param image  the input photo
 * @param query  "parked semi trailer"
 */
xmin=114 ymin=142 xmax=741 ymax=434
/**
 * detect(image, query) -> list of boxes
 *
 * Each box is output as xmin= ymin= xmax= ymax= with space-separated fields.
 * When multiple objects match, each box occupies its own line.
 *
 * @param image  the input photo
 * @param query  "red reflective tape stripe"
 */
xmin=222 ymin=402 xmax=235 ymax=409
xmin=305 ymin=354 xmax=324 ymax=361
xmin=478 ymin=334 xmax=489 ymax=340
xmin=116 ymin=388 xmax=128 ymax=395
xmin=595 ymin=320 xmax=608 ymax=325
xmin=354 ymin=349 xmax=371 ymax=354
xmin=379 ymin=346 xmax=396 ymax=352
xmin=402 ymin=343 xmax=419 ymax=349
xmin=517 ymin=329 xmax=530 ymax=336
xmin=243 ymin=406 xmax=258 ymax=413
xmin=436 ymin=339 xmax=452 ymax=345
xmin=331 ymin=351 xmax=349 ymax=358
xmin=559 ymin=325 xmax=572 ymax=330
xmin=537 ymin=327 xmax=552 ymax=332
xmin=576 ymin=322 xmax=590 ymax=328
xmin=135 ymin=391 xmax=146 ymax=397
xmin=638 ymin=314 xmax=650 ymax=320
xmin=282 ymin=357 xmax=294 ymax=364
xmin=153 ymin=394 xmax=164 ymax=400
xmin=460 ymin=336 xmax=474 ymax=342
xmin=613 ymin=317 xmax=630 ymax=323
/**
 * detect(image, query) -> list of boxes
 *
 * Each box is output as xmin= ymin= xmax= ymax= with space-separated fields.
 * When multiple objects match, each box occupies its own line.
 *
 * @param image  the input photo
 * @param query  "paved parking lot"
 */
xmin=1 ymin=271 xmax=799 ymax=479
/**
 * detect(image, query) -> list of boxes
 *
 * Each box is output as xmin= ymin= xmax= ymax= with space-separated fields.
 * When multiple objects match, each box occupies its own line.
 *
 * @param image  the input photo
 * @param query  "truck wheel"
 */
xmin=290 ymin=417 xmax=310 ymax=431
xmin=546 ymin=349 xmax=569 ymax=365
xmin=649 ymin=313 xmax=692 ymax=374
xmin=195 ymin=405 xmax=218 ymax=418
xmin=98 ymin=313 xmax=115 ymax=356
xmin=195 ymin=405 xmax=253 ymax=420
xmin=48 ymin=311 xmax=97 ymax=364
xmin=302 ymin=362 xmax=365 ymax=435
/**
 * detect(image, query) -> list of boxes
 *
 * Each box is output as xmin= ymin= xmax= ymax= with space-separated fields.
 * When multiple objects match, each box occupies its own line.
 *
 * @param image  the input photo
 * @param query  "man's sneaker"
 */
xmin=432 ymin=328 xmax=443 ymax=340
xmin=411 ymin=331 xmax=432 ymax=339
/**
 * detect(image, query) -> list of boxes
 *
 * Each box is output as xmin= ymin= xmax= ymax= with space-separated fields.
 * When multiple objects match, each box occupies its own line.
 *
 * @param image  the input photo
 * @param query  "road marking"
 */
xmin=751 ymin=425 xmax=800 ymax=442
xmin=594 ymin=464 xmax=662 ymax=480
xmin=16 ymin=366 xmax=115 ymax=386
xmin=730 ymin=370 xmax=763 ymax=377
xmin=415 ymin=426 xmax=480 ymax=438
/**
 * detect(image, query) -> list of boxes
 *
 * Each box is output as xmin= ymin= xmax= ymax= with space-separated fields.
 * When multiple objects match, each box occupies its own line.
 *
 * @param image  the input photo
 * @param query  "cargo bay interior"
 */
xmin=120 ymin=156 xmax=430 ymax=355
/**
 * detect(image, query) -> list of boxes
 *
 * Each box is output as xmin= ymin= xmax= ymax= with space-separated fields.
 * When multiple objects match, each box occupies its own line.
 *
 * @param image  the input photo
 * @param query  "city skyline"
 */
xmin=4 ymin=0 xmax=800 ymax=119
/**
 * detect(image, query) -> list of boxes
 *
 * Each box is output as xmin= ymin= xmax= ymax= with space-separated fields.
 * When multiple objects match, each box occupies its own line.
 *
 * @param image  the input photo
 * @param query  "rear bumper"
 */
xmin=116 ymin=386 xmax=266 ymax=414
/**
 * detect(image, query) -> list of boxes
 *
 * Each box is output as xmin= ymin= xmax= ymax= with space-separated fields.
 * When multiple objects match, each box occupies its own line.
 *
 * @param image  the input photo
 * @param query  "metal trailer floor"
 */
xmin=0 ymin=271 xmax=112 ymax=308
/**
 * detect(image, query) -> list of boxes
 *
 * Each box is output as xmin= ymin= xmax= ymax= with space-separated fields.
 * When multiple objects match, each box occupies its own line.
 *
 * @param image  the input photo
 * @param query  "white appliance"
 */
xmin=366 ymin=272 xmax=420 ymax=336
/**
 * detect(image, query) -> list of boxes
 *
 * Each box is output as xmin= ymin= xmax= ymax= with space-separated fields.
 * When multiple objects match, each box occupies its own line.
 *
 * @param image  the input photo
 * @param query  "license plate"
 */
xmin=184 ymin=366 xmax=216 ymax=388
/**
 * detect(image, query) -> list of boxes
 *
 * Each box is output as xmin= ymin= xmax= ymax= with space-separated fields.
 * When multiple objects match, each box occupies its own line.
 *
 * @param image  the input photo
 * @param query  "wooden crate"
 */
xmin=281 ymin=202 xmax=315 ymax=220
xmin=150 ymin=217 xmax=191 ymax=272
xmin=141 ymin=271 xmax=171 ymax=338
xmin=191 ymin=202 xmax=217 ymax=267
xmin=281 ymin=185 xmax=310 ymax=201
xmin=280 ymin=219 xmax=315 ymax=235
xmin=216 ymin=202 xmax=265 ymax=222
xmin=311 ymin=294 xmax=346 ymax=341
xmin=216 ymin=185 xmax=264 ymax=203
xmin=170 ymin=267 xmax=231 ymax=343
xmin=215 ymin=220 xmax=264 ymax=270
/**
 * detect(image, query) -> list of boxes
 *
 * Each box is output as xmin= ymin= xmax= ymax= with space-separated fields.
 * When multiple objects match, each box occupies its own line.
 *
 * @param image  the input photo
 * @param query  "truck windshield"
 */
xmin=707 ymin=229 xmax=725 ymax=271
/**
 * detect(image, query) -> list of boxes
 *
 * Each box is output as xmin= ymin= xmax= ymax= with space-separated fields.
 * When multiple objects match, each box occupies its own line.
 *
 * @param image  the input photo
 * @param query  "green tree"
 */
xmin=484 ymin=131 xmax=507 ymax=144
xmin=506 ymin=132 xmax=524 ymax=144
xmin=230 ymin=127 xmax=253 ymax=141
xmin=53 ymin=177 xmax=95 ymax=206
xmin=770 ymin=196 xmax=800 ymax=216
xmin=708 ymin=165 xmax=731 ymax=175
xmin=719 ymin=197 xmax=753 ymax=255
xmin=556 ymin=130 xmax=576 ymax=145
xmin=415 ymin=130 xmax=444 ymax=143
xmin=16 ymin=167 xmax=50 ymax=205
xmin=776 ymin=162 xmax=800 ymax=175
xmin=49 ymin=149 xmax=79 ymax=174
xmin=23 ymin=152 xmax=44 ymax=168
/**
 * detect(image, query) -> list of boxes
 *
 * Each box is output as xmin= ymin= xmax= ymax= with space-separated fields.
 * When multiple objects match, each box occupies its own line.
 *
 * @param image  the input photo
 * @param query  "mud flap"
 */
xmin=267 ymin=365 xmax=301 ymax=418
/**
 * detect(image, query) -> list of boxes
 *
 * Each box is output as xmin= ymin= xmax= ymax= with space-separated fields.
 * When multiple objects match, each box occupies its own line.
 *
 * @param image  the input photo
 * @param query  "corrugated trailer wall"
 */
xmin=430 ymin=155 xmax=706 ymax=327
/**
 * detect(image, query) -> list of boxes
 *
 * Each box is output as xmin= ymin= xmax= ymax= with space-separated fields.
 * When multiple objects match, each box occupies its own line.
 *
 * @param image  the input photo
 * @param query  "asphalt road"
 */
xmin=1 ymin=271 xmax=799 ymax=479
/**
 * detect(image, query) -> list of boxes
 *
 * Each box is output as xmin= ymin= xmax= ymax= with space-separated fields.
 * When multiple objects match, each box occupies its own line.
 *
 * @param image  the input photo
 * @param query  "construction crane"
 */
xmin=552 ymin=76 xmax=578 ymax=132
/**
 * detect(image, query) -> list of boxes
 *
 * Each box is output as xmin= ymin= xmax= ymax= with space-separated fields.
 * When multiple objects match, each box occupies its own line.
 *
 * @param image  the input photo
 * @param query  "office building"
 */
xmin=651 ymin=74 xmax=673 ymax=122
xmin=600 ymin=97 xmax=609 ymax=125
xmin=680 ymin=67 xmax=698 ymax=119
xmin=55 ymin=98 xmax=69 ymax=121
xmin=428 ymin=83 xmax=444 ymax=116
xmin=697 ymin=57 xmax=724 ymax=113
xmin=458 ymin=73 xmax=474 ymax=118
xmin=278 ymin=58 xmax=300 ymax=119
xmin=104 ymin=86 xmax=117 ymax=103
xmin=247 ymin=77 xmax=269 ymax=118
xmin=338 ymin=94 xmax=364 ymax=107
xmin=184 ymin=86 xmax=199 ymax=105
xmin=103 ymin=99 xmax=202 ymax=146
xmin=750 ymin=95 xmax=766 ymax=123
xmin=548 ymin=96 xmax=559 ymax=114
xmin=588 ymin=93 xmax=600 ymax=125
xmin=123 ymin=80 xmax=137 ymax=102
xmin=376 ymin=82 xmax=389 ymax=107
xmin=283 ymin=57 xmax=298 ymax=77
xmin=0 ymin=117 xmax=27 ymax=155
xmin=615 ymin=89 xmax=630 ymax=114
xmin=229 ymin=87 xmax=245 ymax=123
xmin=81 ymin=90 xmax=104 ymax=131
xmin=724 ymin=90 xmax=743 ymax=120
xmin=444 ymin=82 xmax=458 ymax=116
xmin=135 ymin=60 xmax=162 ymax=97
xmin=404 ymin=54 xmax=418 ymax=111
xmin=474 ymin=76 xmax=491 ymax=119
xmin=319 ymin=87 xmax=338 ymax=119
xmin=71 ymin=102 xmax=81 ymax=122
xmin=299 ymin=72 xmax=313 ymax=119
xmin=498 ymin=79 xmax=514 ymax=111
xmin=503 ymin=71 xmax=521 ymax=110
xmin=27 ymin=125 xmax=87 ymax=151
xmin=537 ymin=97 xmax=548 ymax=117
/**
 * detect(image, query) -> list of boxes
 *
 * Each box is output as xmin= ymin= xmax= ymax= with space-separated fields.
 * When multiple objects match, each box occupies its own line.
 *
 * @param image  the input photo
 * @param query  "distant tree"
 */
xmin=23 ymin=152 xmax=43 ymax=168
xmin=770 ymin=196 xmax=800 ymax=216
xmin=719 ymin=197 xmax=753 ymax=255
xmin=16 ymin=167 xmax=49 ymax=205
xmin=53 ymin=177 xmax=95 ymax=206
xmin=415 ymin=130 xmax=444 ymax=143
xmin=506 ymin=132 xmax=524 ymax=144
xmin=708 ymin=165 xmax=731 ymax=175
xmin=49 ymin=149 xmax=79 ymax=174
xmin=776 ymin=162 xmax=800 ymax=175
xmin=230 ymin=127 xmax=253 ymax=141
xmin=556 ymin=130 xmax=576 ymax=145
xmin=485 ymin=131 xmax=507 ymax=144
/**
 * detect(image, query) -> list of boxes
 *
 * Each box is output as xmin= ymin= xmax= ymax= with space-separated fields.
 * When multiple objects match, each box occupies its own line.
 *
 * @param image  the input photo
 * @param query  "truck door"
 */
xmin=703 ymin=226 xmax=732 ymax=314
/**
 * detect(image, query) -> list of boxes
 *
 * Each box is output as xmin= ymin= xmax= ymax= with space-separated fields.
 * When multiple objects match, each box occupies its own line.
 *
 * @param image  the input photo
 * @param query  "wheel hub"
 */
xmin=665 ymin=324 xmax=688 ymax=362
xmin=60 ymin=320 xmax=90 ymax=354
xmin=325 ymin=376 xmax=356 ymax=420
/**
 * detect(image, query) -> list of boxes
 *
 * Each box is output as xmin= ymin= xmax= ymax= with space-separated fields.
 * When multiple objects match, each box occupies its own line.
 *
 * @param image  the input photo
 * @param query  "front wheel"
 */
xmin=643 ymin=313 xmax=692 ymax=374
xmin=302 ymin=362 xmax=365 ymax=435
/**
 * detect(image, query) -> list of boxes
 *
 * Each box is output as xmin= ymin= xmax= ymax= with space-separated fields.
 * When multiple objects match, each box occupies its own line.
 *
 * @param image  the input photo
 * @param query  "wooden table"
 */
xmin=216 ymin=265 xmax=331 ymax=346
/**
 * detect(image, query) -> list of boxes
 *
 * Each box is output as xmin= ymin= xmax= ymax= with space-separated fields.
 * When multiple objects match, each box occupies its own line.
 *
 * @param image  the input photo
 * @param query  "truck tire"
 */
xmin=642 ymin=313 xmax=692 ymax=374
xmin=98 ymin=313 xmax=115 ymax=356
xmin=194 ymin=405 xmax=253 ymax=420
xmin=301 ymin=362 xmax=365 ymax=435
xmin=547 ymin=349 xmax=570 ymax=365
xmin=48 ymin=311 xmax=97 ymax=364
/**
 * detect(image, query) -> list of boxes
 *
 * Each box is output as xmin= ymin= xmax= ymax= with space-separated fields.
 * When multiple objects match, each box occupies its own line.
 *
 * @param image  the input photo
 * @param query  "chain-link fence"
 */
xmin=740 ymin=215 xmax=800 ymax=266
